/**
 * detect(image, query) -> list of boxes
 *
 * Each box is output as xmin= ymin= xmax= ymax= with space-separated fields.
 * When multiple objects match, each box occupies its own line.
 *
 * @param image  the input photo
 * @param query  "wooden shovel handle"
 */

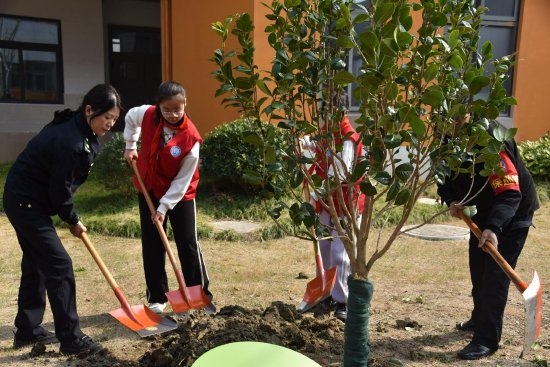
xmin=80 ymin=231 xmax=119 ymax=291
xmin=131 ymin=160 xmax=188 ymax=291
xmin=460 ymin=212 xmax=528 ymax=292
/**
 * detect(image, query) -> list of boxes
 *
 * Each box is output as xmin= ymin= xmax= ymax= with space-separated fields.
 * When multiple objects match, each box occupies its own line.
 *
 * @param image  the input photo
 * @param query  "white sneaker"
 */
xmin=148 ymin=302 xmax=167 ymax=314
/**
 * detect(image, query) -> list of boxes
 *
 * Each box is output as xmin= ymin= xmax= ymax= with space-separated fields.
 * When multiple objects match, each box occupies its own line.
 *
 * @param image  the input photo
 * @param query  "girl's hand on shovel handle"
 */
xmin=124 ymin=149 xmax=138 ymax=165
xmin=152 ymin=211 xmax=165 ymax=224
xmin=70 ymin=221 xmax=87 ymax=237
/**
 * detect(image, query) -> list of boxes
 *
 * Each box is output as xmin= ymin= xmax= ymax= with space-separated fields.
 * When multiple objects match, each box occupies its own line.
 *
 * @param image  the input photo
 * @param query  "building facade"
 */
xmin=1 ymin=0 xmax=549 ymax=162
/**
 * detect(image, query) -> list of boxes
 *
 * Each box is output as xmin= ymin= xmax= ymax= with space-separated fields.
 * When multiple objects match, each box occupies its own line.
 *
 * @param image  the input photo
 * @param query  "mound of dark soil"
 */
xmin=139 ymin=301 xmax=344 ymax=366
xmin=70 ymin=301 xmax=345 ymax=367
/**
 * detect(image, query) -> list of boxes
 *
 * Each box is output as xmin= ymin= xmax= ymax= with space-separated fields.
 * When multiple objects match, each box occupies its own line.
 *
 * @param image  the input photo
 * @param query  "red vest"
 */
xmin=133 ymin=105 xmax=202 ymax=201
xmin=313 ymin=116 xmax=365 ymax=216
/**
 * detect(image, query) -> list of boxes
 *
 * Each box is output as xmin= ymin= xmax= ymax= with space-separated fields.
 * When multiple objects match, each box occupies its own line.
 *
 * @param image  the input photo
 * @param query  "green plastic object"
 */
xmin=192 ymin=341 xmax=321 ymax=367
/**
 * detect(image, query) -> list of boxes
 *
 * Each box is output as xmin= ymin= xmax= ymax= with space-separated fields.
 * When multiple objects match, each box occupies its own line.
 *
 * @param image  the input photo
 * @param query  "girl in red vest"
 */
xmin=123 ymin=81 xmax=214 ymax=314
xmin=302 ymin=113 xmax=364 ymax=321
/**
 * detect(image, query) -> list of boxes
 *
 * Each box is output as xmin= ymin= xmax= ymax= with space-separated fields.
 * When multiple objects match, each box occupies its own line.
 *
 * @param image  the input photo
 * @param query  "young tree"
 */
xmin=212 ymin=0 xmax=516 ymax=365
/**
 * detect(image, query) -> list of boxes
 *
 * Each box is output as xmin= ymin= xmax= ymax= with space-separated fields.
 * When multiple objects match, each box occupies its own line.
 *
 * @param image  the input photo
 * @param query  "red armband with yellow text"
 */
xmin=489 ymin=151 xmax=520 ymax=195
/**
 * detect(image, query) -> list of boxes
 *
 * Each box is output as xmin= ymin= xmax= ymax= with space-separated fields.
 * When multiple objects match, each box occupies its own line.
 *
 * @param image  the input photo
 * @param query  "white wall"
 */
xmin=0 ymin=0 xmax=105 ymax=136
xmin=0 ymin=0 xmax=160 ymax=161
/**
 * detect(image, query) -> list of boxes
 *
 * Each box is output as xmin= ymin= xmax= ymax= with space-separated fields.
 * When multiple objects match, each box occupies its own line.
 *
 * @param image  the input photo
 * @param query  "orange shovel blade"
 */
xmin=109 ymin=304 xmax=177 ymax=337
xmin=298 ymin=266 xmax=337 ymax=312
xmin=166 ymin=285 xmax=210 ymax=314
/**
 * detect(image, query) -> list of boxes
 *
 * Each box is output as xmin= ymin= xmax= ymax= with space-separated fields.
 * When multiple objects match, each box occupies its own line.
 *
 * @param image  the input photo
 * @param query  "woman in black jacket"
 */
xmin=3 ymin=84 xmax=122 ymax=355
xmin=438 ymin=124 xmax=539 ymax=360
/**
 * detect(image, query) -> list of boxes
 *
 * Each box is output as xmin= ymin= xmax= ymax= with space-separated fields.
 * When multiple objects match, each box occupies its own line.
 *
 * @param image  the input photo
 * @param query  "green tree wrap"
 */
xmin=344 ymin=276 xmax=374 ymax=367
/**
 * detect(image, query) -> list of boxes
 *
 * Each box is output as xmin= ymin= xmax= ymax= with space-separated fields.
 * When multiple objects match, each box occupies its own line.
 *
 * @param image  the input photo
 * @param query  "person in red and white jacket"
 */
xmin=123 ymin=81 xmax=214 ymax=314
xmin=301 ymin=113 xmax=364 ymax=321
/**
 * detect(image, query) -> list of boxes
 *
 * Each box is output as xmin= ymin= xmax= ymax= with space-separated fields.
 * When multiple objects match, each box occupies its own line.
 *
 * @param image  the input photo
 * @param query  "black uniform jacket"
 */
xmin=438 ymin=139 xmax=539 ymax=236
xmin=4 ymin=112 xmax=99 ymax=225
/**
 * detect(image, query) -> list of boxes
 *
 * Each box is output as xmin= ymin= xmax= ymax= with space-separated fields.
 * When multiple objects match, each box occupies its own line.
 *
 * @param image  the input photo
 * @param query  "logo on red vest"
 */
xmin=170 ymin=145 xmax=182 ymax=158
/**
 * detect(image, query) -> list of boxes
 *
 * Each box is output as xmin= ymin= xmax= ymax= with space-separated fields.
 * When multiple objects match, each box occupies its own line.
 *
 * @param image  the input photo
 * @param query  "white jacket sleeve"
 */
xmin=328 ymin=140 xmax=355 ymax=180
xmin=124 ymin=105 xmax=152 ymax=149
xmin=157 ymin=142 xmax=200 ymax=215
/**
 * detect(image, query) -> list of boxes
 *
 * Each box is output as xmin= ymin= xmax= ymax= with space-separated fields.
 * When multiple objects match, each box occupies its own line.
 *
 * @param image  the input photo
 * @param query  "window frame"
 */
xmin=0 ymin=14 xmax=64 ymax=104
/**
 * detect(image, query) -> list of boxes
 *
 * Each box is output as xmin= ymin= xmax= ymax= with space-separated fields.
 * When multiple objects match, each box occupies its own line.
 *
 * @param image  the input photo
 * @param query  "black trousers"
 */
xmin=3 ymin=193 xmax=83 ymax=343
xmin=138 ymin=194 xmax=210 ymax=304
xmin=469 ymin=226 xmax=530 ymax=349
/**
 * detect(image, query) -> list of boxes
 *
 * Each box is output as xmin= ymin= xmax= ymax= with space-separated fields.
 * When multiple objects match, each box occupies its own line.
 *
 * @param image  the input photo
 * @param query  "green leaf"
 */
xmin=409 ymin=115 xmax=426 ymax=137
xmin=502 ymin=96 xmax=518 ymax=106
xmin=396 ymin=32 xmax=413 ymax=48
xmin=243 ymin=132 xmax=263 ymax=145
xmin=431 ymin=12 xmax=448 ymax=27
xmin=481 ymin=41 xmax=493 ymax=57
xmin=448 ymin=29 xmax=460 ymax=48
xmin=284 ymin=0 xmax=300 ymax=8
xmin=374 ymin=171 xmax=392 ymax=185
xmin=424 ymin=63 xmax=439 ymax=82
xmin=256 ymin=79 xmax=272 ymax=96
xmin=334 ymin=70 xmax=356 ymax=85
xmin=374 ymin=3 xmax=397 ymax=26
xmin=468 ymin=76 xmax=491 ymax=95
xmin=421 ymin=86 xmax=444 ymax=107
xmin=354 ymin=13 xmax=370 ymax=24
xmin=493 ymin=125 xmax=506 ymax=142
xmin=448 ymin=53 xmax=464 ymax=69
xmin=359 ymin=31 xmax=379 ymax=49
xmin=337 ymin=35 xmax=355 ymax=49
xmin=395 ymin=163 xmax=414 ymax=181
xmin=360 ymin=181 xmax=378 ymax=196
xmin=386 ymin=181 xmax=401 ymax=201
xmin=504 ymin=127 xmax=517 ymax=141
xmin=394 ymin=188 xmax=410 ymax=205
xmin=243 ymin=171 xmax=263 ymax=186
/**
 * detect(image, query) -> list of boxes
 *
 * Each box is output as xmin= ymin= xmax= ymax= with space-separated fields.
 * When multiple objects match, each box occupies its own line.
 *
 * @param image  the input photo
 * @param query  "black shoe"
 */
xmin=334 ymin=302 xmax=347 ymax=321
xmin=13 ymin=329 xmax=59 ymax=349
xmin=456 ymin=319 xmax=475 ymax=332
xmin=59 ymin=335 xmax=103 ymax=355
xmin=457 ymin=342 xmax=496 ymax=360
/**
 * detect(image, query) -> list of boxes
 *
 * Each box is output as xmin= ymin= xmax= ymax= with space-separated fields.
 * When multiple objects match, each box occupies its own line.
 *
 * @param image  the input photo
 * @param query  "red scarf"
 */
xmin=148 ymin=114 xmax=189 ymax=165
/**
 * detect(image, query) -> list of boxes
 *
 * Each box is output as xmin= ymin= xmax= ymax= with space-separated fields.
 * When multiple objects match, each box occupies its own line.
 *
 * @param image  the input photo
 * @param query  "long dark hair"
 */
xmin=154 ymin=81 xmax=187 ymax=125
xmin=47 ymin=84 xmax=123 ymax=127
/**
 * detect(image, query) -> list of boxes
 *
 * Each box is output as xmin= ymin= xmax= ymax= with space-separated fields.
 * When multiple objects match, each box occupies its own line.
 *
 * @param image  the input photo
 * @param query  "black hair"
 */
xmin=47 ymin=84 xmax=123 ymax=127
xmin=155 ymin=81 xmax=187 ymax=124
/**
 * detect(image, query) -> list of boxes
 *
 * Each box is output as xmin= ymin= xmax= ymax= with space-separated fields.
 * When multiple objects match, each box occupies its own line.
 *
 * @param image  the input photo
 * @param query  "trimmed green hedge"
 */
xmin=518 ymin=132 xmax=550 ymax=182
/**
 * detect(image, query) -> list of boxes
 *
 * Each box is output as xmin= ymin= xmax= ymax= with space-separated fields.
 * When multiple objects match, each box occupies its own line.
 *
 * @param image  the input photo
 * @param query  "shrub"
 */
xmin=93 ymin=133 xmax=135 ymax=196
xmin=518 ymin=132 xmax=550 ymax=181
xmin=200 ymin=118 xmax=289 ymax=193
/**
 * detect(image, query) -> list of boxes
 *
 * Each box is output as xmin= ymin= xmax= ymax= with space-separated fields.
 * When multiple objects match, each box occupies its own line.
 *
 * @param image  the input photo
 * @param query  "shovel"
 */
xmin=297 ymin=182 xmax=337 ymax=313
xmin=460 ymin=211 xmax=542 ymax=355
xmin=79 ymin=232 xmax=177 ymax=337
xmin=132 ymin=160 xmax=210 ymax=314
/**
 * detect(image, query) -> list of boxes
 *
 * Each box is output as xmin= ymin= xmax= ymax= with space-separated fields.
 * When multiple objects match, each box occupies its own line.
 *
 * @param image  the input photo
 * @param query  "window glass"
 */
xmin=485 ymin=0 xmax=516 ymax=18
xmin=0 ymin=16 xmax=58 ymax=44
xmin=23 ymin=50 xmax=58 ymax=101
xmin=0 ymin=15 xmax=62 ymax=103
xmin=0 ymin=48 xmax=21 ymax=100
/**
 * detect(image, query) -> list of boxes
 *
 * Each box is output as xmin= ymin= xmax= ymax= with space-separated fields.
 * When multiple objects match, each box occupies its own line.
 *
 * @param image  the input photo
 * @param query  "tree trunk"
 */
xmin=344 ymin=276 xmax=373 ymax=367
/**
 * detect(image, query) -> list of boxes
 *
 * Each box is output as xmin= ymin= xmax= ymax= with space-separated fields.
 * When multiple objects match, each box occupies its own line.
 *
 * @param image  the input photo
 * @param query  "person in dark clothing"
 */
xmin=438 ymin=123 xmax=540 ymax=360
xmin=3 ymin=84 xmax=122 ymax=355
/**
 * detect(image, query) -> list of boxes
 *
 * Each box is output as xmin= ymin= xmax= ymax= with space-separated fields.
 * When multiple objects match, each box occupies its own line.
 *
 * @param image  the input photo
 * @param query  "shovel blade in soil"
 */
xmin=298 ymin=266 xmax=337 ymax=313
xmin=109 ymin=304 xmax=177 ymax=337
xmin=522 ymin=271 xmax=542 ymax=355
xmin=166 ymin=285 xmax=210 ymax=314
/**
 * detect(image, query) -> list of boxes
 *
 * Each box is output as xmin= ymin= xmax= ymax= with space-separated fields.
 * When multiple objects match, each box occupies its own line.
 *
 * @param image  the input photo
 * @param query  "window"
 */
xmin=476 ymin=0 xmax=520 ymax=116
xmin=0 ymin=15 xmax=63 ymax=103
xmin=346 ymin=1 xmax=520 ymax=116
